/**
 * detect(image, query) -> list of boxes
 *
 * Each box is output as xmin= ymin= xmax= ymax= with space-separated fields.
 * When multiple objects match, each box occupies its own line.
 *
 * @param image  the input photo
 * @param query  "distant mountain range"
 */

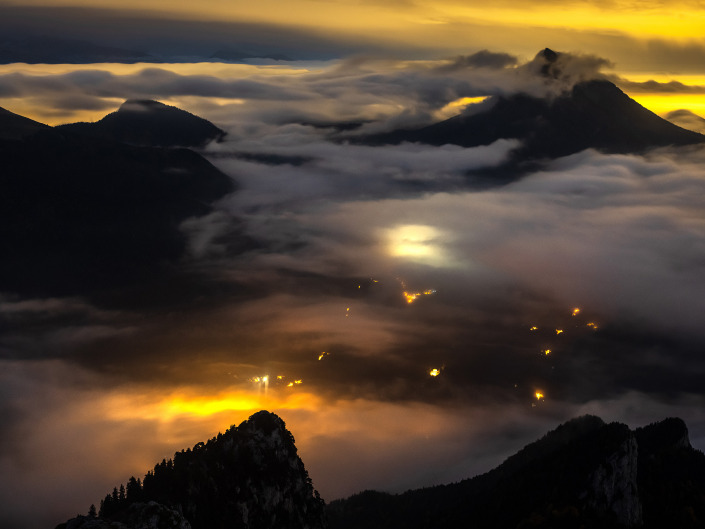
xmin=328 ymin=415 xmax=705 ymax=529
xmin=358 ymin=49 xmax=705 ymax=162
xmin=0 ymin=102 xmax=247 ymax=301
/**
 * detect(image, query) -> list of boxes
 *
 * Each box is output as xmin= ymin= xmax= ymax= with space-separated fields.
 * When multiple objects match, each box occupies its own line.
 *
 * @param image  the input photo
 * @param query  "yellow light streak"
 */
xmin=555 ymin=329 xmax=563 ymax=335
xmin=431 ymin=3 xmax=705 ymax=40
xmin=629 ymin=94 xmax=705 ymax=117
xmin=587 ymin=322 xmax=599 ymax=330
xmin=429 ymin=368 xmax=441 ymax=377
xmin=543 ymin=349 xmax=551 ymax=355
xmin=435 ymin=96 xmax=490 ymax=120
xmin=318 ymin=352 xmax=329 ymax=361
xmin=572 ymin=308 xmax=580 ymax=316
xmin=529 ymin=326 xmax=538 ymax=331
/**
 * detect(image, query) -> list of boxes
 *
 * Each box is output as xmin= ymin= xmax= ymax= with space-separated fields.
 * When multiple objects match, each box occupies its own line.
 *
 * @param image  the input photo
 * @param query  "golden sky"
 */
xmin=6 ymin=0 xmax=705 ymax=39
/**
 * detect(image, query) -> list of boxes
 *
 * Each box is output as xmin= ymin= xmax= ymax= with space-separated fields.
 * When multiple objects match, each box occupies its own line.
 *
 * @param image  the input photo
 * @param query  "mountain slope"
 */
xmin=58 ymin=99 xmax=226 ymax=148
xmin=0 ymin=106 xmax=50 ymax=140
xmin=359 ymin=74 xmax=705 ymax=160
xmin=0 ymin=108 xmax=241 ymax=300
xmin=57 ymin=411 xmax=327 ymax=529
xmin=327 ymin=416 xmax=705 ymax=529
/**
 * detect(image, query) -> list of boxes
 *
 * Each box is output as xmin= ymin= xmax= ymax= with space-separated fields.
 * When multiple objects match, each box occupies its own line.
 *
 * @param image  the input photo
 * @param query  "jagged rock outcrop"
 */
xmin=57 ymin=411 xmax=326 ymax=529
xmin=357 ymin=49 xmax=705 ymax=161
xmin=328 ymin=415 xmax=705 ymax=529
xmin=583 ymin=432 xmax=642 ymax=527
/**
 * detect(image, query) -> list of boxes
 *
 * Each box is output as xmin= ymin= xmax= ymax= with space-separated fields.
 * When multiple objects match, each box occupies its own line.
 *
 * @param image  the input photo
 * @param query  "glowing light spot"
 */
xmin=276 ymin=375 xmax=284 ymax=380
xmin=556 ymin=329 xmax=563 ymax=335
xmin=294 ymin=380 xmax=302 ymax=385
xmin=386 ymin=224 xmax=453 ymax=268
xmin=535 ymin=391 xmax=544 ymax=400
xmin=529 ymin=326 xmax=538 ymax=331
xmin=572 ymin=308 xmax=581 ymax=316
xmin=318 ymin=352 xmax=330 ymax=361
xmin=543 ymin=349 xmax=551 ymax=355
xmin=429 ymin=368 xmax=441 ymax=377
xmin=403 ymin=289 xmax=436 ymax=304
xmin=587 ymin=322 xmax=599 ymax=330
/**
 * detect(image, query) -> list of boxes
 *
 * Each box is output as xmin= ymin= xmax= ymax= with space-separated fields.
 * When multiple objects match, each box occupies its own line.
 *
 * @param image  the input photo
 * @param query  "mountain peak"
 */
xmin=118 ymin=99 xmax=172 ymax=112
xmin=535 ymin=47 xmax=560 ymax=77
xmin=58 ymin=410 xmax=326 ymax=529
xmin=58 ymin=100 xmax=226 ymax=148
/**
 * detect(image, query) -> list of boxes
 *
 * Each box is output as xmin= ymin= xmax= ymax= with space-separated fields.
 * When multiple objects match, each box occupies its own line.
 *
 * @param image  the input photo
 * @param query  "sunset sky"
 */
xmin=2 ymin=1 xmax=705 ymax=529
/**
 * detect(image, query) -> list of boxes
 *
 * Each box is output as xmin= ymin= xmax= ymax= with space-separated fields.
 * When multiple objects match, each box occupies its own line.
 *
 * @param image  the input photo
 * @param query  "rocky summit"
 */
xmin=327 ymin=416 xmax=705 ymax=529
xmin=56 ymin=411 xmax=326 ymax=529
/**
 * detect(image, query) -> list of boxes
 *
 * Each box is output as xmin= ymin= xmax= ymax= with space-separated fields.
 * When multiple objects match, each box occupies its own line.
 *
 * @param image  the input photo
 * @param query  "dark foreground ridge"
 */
xmin=57 ymin=411 xmax=327 ymax=529
xmin=328 ymin=415 xmax=705 ymax=529
xmin=0 ymin=104 xmax=254 ymax=302
xmin=358 ymin=49 xmax=705 ymax=162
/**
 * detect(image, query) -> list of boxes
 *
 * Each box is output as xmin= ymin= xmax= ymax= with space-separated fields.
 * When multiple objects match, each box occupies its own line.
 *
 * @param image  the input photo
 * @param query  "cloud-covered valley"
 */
xmin=2 ymin=51 xmax=705 ymax=529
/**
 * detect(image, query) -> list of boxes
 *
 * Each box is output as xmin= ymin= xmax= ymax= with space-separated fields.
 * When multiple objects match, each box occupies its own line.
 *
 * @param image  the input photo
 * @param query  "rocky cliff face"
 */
xmin=584 ymin=432 xmax=642 ymax=527
xmin=328 ymin=416 xmax=705 ymax=529
xmin=57 ymin=411 xmax=326 ymax=529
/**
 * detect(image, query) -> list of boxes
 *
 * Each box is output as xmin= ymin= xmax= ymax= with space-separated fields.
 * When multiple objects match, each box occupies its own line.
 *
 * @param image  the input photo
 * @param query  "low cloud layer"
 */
xmin=2 ymin=50 xmax=705 ymax=529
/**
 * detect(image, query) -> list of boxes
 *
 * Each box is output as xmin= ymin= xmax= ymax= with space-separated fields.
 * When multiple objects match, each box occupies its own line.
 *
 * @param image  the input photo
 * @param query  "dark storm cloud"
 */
xmin=0 ymin=5 xmax=408 ymax=61
xmin=436 ymin=50 xmax=519 ymax=72
xmin=616 ymin=79 xmax=705 ymax=94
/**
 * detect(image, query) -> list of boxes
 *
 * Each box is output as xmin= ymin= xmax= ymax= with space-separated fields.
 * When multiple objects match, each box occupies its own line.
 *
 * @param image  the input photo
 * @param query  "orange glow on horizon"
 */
xmin=101 ymin=387 xmax=322 ymax=423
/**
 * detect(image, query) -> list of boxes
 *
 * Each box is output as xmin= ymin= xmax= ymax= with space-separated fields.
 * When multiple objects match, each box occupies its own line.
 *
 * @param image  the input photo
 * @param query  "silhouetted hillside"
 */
xmin=58 ymin=99 xmax=226 ymax=148
xmin=359 ymin=51 xmax=705 ymax=161
xmin=328 ymin=416 xmax=705 ymax=529
xmin=0 ymin=106 xmax=50 ymax=140
xmin=57 ymin=411 xmax=327 ymax=529
xmin=0 ymin=109 xmax=242 ymax=299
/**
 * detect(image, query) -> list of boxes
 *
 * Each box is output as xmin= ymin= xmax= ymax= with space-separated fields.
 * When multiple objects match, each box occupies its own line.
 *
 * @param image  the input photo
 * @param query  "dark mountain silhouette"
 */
xmin=0 ymin=35 xmax=151 ymax=64
xmin=56 ymin=411 xmax=327 ymax=529
xmin=0 ymin=106 xmax=246 ymax=300
xmin=327 ymin=415 xmax=705 ymax=529
xmin=0 ymin=106 xmax=50 ymax=140
xmin=209 ymin=48 xmax=294 ymax=62
xmin=58 ymin=99 xmax=226 ymax=148
xmin=359 ymin=50 xmax=705 ymax=161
